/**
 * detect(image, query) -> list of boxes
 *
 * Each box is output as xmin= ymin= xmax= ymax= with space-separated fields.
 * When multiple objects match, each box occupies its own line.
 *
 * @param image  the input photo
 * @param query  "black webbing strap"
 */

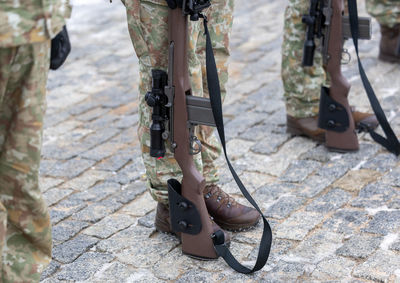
xmin=347 ymin=0 xmax=400 ymax=155
xmin=201 ymin=15 xmax=272 ymax=274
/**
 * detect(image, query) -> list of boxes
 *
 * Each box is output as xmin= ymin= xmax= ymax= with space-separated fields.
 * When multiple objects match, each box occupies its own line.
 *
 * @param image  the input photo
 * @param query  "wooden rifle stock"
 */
xmin=322 ymin=0 xmax=359 ymax=151
xmin=168 ymin=8 xmax=217 ymax=259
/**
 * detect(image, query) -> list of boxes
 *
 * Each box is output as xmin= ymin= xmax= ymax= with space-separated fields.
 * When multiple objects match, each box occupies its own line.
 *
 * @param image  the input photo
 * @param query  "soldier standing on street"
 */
xmin=0 ymin=1 xmax=71 ymax=282
xmin=281 ymin=0 xmax=399 ymax=143
xmin=123 ymin=0 xmax=261 ymax=237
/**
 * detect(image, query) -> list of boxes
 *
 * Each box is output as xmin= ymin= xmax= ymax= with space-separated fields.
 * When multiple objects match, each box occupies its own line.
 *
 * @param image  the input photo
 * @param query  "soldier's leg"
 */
xmin=282 ymin=0 xmax=325 ymax=119
xmin=0 ymin=41 xmax=52 ymax=283
xmin=366 ymin=0 xmax=400 ymax=28
xmin=124 ymin=0 xmax=203 ymax=204
xmin=194 ymin=0 xmax=234 ymax=186
xmin=366 ymin=0 xmax=400 ymax=63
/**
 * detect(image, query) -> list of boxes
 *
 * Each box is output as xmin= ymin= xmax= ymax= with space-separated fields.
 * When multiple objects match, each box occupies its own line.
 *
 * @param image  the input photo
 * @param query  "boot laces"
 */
xmin=204 ymin=185 xmax=237 ymax=208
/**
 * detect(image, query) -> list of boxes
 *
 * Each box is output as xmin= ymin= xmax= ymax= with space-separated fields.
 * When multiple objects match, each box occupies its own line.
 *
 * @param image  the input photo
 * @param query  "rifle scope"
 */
xmin=145 ymin=69 xmax=169 ymax=158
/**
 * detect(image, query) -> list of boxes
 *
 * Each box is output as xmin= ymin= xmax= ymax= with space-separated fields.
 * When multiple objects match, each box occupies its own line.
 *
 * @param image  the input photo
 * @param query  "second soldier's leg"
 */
xmin=366 ymin=0 xmax=400 ymax=62
xmin=0 ymin=42 xmax=52 ymax=283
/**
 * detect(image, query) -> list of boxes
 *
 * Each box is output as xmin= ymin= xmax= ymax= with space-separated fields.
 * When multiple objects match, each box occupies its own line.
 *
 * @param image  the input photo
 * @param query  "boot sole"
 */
xmin=215 ymin=217 xmax=261 ymax=232
xmin=286 ymin=123 xmax=325 ymax=143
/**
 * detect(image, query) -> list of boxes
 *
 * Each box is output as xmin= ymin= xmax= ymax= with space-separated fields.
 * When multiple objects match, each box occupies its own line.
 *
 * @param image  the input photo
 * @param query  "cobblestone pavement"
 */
xmin=40 ymin=0 xmax=400 ymax=282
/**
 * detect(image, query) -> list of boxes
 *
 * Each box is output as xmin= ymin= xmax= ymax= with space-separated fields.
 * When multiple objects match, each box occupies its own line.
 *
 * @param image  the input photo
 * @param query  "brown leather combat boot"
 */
xmin=379 ymin=24 xmax=400 ymax=63
xmin=203 ymin=184 xmax=261 ymax=231
xmin=286 ymin=108 xmax=379 ymax=142
xmin=154 ymin=202 xmax=231 ymax=244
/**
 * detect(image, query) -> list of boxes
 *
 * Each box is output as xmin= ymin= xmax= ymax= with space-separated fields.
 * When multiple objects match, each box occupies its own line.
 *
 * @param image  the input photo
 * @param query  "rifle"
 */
xmin=146 ymin=0 xmax=272 ymax=273
xmin=302 ymin=0 xmax=371 ymax=151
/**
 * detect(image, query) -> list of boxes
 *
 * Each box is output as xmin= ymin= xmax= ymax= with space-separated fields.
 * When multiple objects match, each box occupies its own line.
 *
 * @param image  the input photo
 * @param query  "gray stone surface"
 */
xmin=336 ymin=234 xmax=382 ymax=259
xmin=53 ymin=234 xmax=99 ymax=263
xmin=362 ymin=211 xmax=400 ymax=235
xmin=38 ymin=0 xmax=400 ymax=281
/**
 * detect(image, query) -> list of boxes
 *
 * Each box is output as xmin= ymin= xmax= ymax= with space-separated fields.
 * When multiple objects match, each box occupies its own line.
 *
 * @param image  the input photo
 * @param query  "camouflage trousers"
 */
xmin=0 ymin=41 xmax=52 ymax=282
xmin=125 ymin=0 xmax=234 ymax=204
xmin=282 ymin=0 xmax=400 ymax=118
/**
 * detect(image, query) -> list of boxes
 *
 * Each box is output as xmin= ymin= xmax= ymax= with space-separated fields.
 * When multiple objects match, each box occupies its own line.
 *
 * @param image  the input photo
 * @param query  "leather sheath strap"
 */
xmin=347 ymin=0 xmax=400 ymax=155
xmin=200 ymin=15 xmax=272 ymax=274
xmin=318 ymin=86 xmax=350 ymax=132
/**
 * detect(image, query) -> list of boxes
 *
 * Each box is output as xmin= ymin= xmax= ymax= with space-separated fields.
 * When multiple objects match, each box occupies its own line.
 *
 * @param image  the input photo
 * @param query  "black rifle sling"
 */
xmin=347 ymin=0 xmax=400 ymax=155
xmin=201 ymin=16 xmax=272 ymax=274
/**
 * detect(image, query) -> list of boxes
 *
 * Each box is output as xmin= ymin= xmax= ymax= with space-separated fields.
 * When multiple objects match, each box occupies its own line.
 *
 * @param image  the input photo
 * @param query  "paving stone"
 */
xmin=120 ymin=192 xmax=155 ymax=217
xmin=80 ymin=142 xmax=123 ymax=161
xmin=390 ymin=239 xmax=400 ymax=252
xmin=50 ymin=198 xmax=87 ymax=224
xmin=300 ymin=145 xmax=337 ymax=163
xmin=83 ymin=214 xmax=136 ymax=238
xmin=52 ymin=220 xmax=90 ymax=244
xmin=68 ymin=100 xmax=100 ymax=116
xmin=60 ymin=169 xmax=111 ymax=191
xmin=381 ymin=167 xmax=400 ymax=187
xmin=351 ymin=182 xmax=397 ymax=208
xmin=43 ymin=188 xmax=73 ymax=206
xmin=289 ymin=231 xmax=344 ymax=263
xmin=88 ymin=262 xmax=137 ymax=282
xmin=224 ymin=112 xmax=265 ymax=140
xmin=68 ymin=182 xmax=121 ymax=202
xmin=362 ymin=210 xmax=400 ymax=235
xmin=280 ymin=159 xmax=321 ymax=183
xmin=152 ymin=248 xmax=196 ymax=281
xmin=138 ymin=210 xmax=156 ymax=228
xmin=250 ymin=133 xmax=290 ymax=155
xmin=241 ymin=137 xmax=315 ymax=176
xmin=40 ymin=260 xmax=61 ymax=281
xmin=240 ymin=124 xmax=286 ymax=141
xmin=86 ymin=113 xmax=119 ymax=129
xmin=361 ymin=153 xmax=399 ymax=173
xmin=275 ymin=212 xmax=324 ymax=241
xmin=71 ymin=198 xmax=123 ymax=223
xmin=106 ymin=158 xmax=145 ymax=184
xmin=56 ymin=252 xmax=114 ymax=281
xmin=76 ymin=107 xmax=110 ymax=122
xmin=111 ymin=181 xmax=147 ymax=204
xmin=113 ymin=114 xmax=139 ymax=129
xmin=96 ymin=225 xmax=154 ymax=253
xmin=95 ymin=153 xmax=133 ymax=171
xmin=39 ymin=177 xmax=64 ymax=193
xmin=336 ymin=234 xmax=382 ymax=259
xmin=311 ymin=257 xmax=356 ymax=281
xmin=82 ymin=127 xmax=120 ymax=148
xmin=265 ymin=261 xmax=314 ymax=281
xmin=353 ymin=250 xmax=400 ymax=282
xmin=306 ymin=188 xmax=352 ymax=213
xmin=226 ymin=139 xmax=255 ymax=160
xmin=322 ymin=209 xmax=369 ymax=235
xmin=222 ymin=172 xmax=274 ymax=196
xmin=265 ymin=195 xmax=305 ymax=219
xmin=253 ymin=183 xmax=301 ymax=209
xmin=53 ymin=234 xmax=99 ymax=263
xmin=316 ymin=158 xmax=352 ymax=180
xmin=333 ymin=169 xmax=382 ymax=192
xmin=41 ymin=157 xmax=96 ymax=179
xmin=297 ymin=175 xmax=334 ymax=198
xmin=116 ymin=232 xmax=179 ymax=268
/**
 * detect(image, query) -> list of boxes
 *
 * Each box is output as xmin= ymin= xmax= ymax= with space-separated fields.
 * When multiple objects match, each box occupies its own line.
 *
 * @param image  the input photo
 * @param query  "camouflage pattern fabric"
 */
xmin=366 ymin=0 xmax=400 ymax=28
xmin=0 ymin=41 xmax=52 ymax=283
xmin=0 ymin=0 xmax=72 ymax=47
xmin=282 ymin=0 xmax=400 ymax=118
xmin=124 ymin=0 xmax=234 ymax=204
